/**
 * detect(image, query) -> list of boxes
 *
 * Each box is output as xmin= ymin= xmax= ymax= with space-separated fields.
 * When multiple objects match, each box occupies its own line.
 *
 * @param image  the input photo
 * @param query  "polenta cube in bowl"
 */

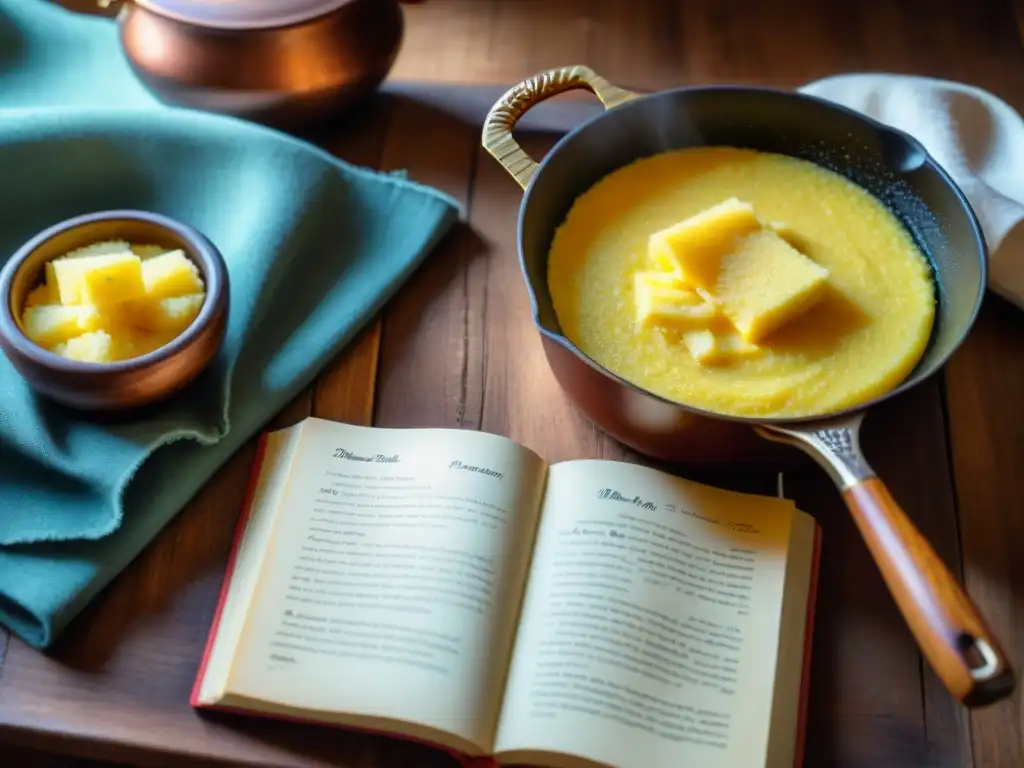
xmin=0 ymin=210 xmax=229 ymax=411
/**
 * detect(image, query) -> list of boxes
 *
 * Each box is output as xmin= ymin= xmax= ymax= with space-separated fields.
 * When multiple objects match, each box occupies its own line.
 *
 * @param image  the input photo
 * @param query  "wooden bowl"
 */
xmin=0 ymin=210 xmax=229 ymax=411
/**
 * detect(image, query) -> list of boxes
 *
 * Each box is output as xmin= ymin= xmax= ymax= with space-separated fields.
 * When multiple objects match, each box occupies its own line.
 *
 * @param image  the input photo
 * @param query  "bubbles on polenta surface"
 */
xmin=546 ymin=147 xmax=936 ymax=418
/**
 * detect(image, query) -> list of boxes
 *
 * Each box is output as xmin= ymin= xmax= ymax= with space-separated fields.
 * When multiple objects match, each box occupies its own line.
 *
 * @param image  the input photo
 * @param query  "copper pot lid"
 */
xmin=132 ymin=0 xmax=353 ymax=30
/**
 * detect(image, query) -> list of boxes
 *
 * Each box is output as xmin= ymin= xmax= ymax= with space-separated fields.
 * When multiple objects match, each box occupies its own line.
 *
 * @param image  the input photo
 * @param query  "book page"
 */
xmin=224 ymin=419 xmax=548 ymax=755
xmin=196 ymin=424 xmax=306 ymax=704
xmin=493 ymin=460 xmax=814 ymax=768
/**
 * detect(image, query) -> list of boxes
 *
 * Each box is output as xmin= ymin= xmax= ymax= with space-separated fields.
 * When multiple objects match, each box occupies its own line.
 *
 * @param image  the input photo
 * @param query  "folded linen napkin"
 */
xmin=800 ymin=73 xmax=1024 ymax=310
xmin=0 ymin=0 xmax=460 ymax=647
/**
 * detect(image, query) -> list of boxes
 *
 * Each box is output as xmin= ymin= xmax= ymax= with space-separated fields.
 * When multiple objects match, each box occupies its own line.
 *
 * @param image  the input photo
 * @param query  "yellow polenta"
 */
xmin=546 ymin=147 xmax=936 ymax=418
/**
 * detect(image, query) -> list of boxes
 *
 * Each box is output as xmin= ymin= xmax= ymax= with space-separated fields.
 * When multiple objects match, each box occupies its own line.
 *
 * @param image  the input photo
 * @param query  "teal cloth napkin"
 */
xmin=0 ymin=0 xmax=461 ymax=647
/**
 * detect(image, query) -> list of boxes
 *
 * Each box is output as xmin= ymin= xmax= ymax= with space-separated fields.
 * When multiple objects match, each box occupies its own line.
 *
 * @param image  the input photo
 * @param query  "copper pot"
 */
xmin=483 ymin=65 xmax=1015 ymax=707
xmin=105 ymin=0 xmax=425 ymax=128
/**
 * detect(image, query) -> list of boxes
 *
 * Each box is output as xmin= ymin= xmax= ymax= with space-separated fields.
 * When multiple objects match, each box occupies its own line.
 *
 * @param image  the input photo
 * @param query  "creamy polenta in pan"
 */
xmin=546 ymin=147 xmax=936 ymax=418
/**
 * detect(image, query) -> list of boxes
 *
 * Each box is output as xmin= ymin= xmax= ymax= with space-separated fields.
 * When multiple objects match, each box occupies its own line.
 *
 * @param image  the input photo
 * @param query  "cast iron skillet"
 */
xmin=482 ymin=65 xmax=1014 ymax=707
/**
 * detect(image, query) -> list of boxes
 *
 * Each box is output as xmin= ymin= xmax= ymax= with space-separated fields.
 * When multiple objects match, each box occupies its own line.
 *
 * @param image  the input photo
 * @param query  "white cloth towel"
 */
xmin=800 ymin=73 xmax=1024 ymax=310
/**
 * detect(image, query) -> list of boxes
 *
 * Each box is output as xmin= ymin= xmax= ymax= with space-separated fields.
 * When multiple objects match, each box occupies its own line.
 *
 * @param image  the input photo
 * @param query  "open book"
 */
xmin=192 ymin=418 xmax=821 ymax=768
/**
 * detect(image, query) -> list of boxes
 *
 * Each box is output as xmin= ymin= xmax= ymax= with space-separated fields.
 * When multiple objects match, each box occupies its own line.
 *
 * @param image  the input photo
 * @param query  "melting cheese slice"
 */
xmin=716 ymin=229 xmax=830 ymax=343
xmin=681 ymin=329 xmax=764 ymax=366
xmin=633 ymin=271 xmax=718 ymax=329
xmin=647 ymin=197 xmax=762 ymax=289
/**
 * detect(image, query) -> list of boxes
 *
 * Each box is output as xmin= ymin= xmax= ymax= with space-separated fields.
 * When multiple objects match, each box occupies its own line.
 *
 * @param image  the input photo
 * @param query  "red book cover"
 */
xmin=191 ymin=433 xmax=822 ymax=768
xmin=793 ymin=522 xmax=823 ymax=768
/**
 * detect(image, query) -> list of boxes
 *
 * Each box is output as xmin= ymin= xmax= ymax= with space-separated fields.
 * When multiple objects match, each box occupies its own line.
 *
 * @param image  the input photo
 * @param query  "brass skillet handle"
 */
xmin=482 ymin=65 xmax=639 ymax=190
xmin=759 ymin=413 xmax=1016 ymax=707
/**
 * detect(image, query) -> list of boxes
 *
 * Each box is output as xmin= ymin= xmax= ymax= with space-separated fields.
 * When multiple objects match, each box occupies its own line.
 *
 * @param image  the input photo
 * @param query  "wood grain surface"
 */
xmin=8 ymin=1 xmax=1024 ymax=766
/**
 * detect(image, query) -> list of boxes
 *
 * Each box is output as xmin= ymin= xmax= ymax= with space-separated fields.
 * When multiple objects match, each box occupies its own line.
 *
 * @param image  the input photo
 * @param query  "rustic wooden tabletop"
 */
xmin=5 ymin=1 xmax=1024 ymax=767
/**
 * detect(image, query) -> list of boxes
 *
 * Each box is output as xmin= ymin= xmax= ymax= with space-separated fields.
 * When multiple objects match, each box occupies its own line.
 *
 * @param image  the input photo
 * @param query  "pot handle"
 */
xmin=758 ymin=413 xmax=1015 ymax=707
xmin=482 ymin=65 xmax=638 ymax=190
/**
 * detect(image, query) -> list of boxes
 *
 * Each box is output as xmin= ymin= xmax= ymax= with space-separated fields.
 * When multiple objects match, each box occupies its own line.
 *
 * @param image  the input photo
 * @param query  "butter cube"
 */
xmin=59 ymin=331 xmax=116 ymax=364
xmin=48 ymin=260 xmax=89 ymax=305
xmin=129 ymin=293 xmax=205 ymax=334
xmin=717 ymin=332 xmax=764 ymax=359
xmin=46 ymin=242 xmax=135 ymax=302
xmin=716 ymin=229 xmax=830 ymax=342
xmin=79 ymin=253 xmax=146 ymax=307
xmin=141 ymin=250 xmax=204 ymax=299
xmin=681 ymin=329 xmax=764 ymax=366
xmin=648 ymin=198 xmax=761 ymax=288
xmin=50 ymin=251 xmax=140 ymax=305
xmin=681 ymin=330 xmax=718 ymax=363
xmin=22 ymin=304 xmax=100 ymax=347
xmin=633 ymin=271 xmax=717 ymax=329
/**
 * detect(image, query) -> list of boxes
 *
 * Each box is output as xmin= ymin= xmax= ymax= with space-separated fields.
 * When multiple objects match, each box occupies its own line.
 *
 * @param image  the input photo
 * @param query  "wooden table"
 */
xmin=5 ymin=1 xmax=1024 ymax=767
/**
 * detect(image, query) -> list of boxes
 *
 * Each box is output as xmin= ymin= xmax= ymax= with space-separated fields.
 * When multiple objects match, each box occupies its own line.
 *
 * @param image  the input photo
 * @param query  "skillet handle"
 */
xmin=482 ymin=65 xmax=638 ymax=189
xmin=758 ymin=413 xmax=1015 ymax=707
